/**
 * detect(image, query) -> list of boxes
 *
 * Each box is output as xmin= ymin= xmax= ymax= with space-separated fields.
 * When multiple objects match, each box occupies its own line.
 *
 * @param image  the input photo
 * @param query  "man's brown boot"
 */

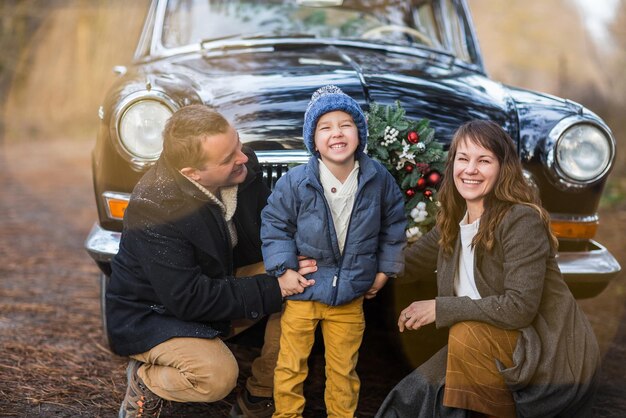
xmin=118 ymin=359 xmax=164 ymax=418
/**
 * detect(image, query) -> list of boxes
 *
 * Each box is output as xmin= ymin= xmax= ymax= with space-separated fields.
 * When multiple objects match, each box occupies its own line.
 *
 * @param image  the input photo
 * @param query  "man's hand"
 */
xmin=278 ymin=269 xmax=315 ymax=297
xmin=398 ymin=299 xmax=436 ymax=332
xmin=364 ymin=272 xmax=389 ymax=299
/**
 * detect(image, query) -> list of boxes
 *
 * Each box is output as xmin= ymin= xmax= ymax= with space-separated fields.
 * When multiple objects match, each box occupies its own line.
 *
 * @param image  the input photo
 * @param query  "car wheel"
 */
xmin=99 ymin=272 xmax=112 ymax=349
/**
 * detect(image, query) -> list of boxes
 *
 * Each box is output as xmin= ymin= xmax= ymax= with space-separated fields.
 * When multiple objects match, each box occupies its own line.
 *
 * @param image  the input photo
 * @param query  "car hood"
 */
xmin=157 ymin=45 xmax=518 ymax=150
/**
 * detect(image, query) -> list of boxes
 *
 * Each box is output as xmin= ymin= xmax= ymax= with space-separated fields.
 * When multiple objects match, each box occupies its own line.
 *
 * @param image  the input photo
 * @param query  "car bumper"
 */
xmin=84 ymin=223 xmax=121 ymax=263
xmin=84 ymin=222 xmax=621 ymax=294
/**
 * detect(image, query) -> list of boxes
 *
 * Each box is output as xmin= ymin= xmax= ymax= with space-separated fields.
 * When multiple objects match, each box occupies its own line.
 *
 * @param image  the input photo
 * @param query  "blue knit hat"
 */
xmin=303 ymin=85 xmax=368 ymax=155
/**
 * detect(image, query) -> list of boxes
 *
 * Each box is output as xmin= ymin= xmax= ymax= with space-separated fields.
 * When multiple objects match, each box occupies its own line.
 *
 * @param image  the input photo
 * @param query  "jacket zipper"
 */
xmin=319 ymin=181 xmax=366 ymax=306
xmin=309 ymin=159 xmax=372 ymax=305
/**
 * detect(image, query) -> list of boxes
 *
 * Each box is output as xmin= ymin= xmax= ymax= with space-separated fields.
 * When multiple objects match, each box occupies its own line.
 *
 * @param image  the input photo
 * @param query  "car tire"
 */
xmin=99 ymin=272 xmax=113 ymax=349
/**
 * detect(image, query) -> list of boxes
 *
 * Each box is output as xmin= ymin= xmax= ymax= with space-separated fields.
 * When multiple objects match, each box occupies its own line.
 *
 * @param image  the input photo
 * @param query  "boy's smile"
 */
xmin=314 ymin=110 xmax=359 ymax=172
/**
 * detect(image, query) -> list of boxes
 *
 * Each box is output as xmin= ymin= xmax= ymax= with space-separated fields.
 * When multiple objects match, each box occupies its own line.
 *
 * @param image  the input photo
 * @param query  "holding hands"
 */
xmin=399 ymin=299 xmax=436 ymax=332
xmin=277 ymin=256 xmax=317 ymax=297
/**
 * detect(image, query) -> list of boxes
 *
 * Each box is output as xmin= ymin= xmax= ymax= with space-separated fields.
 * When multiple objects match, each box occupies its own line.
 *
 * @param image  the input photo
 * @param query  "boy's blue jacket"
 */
xmin=261 ymin=154 xmax=407 ymax=306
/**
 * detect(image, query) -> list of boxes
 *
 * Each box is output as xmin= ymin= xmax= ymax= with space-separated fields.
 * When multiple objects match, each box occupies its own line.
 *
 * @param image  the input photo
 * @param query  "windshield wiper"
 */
xmin=200 ymin=32 xmax=317 ymax=50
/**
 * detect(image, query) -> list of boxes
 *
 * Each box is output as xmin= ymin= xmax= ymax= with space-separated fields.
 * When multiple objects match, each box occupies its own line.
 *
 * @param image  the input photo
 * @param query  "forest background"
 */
xmin=0 ymin=0 xmax=624 ymax=416
xmin=1 ymin=0 xmax=624 ymax=204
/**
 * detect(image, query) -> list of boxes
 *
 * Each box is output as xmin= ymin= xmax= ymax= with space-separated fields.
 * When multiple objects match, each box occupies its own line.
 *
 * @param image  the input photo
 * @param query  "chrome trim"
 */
xmin=84 ymin=220 xmax=621 ymax=282
xmin=557 ymin=240 xmax=621 ymax=278
xmin=154 ymin=38 xmax=462 ymax=67
xmin=256 ymin=150 xmax=310 ymax=165
xmin=110 ymin=90 xmax=179 ymax=171
xmin=102 ymin=191 xmax=131 ymax=220
xmin=459 ymin=0 xmax=485 ymax=73
xmin=134 ymin=0 xmax=159 ymax=60
xmin=113 ymin=65 xmax=127 ymax=76
xmin=151 ymin=0 xmax=169 ymax=57
xmin=544 ymin=116 xmax=616 ymax=190
xmin=549 ymin=213 xmax=599 ymax=223
xmin=256 ymin=151 xmax=308 ymax=189
xmin=84 ymin=223 xmax=121 ymax=263
xmin=522 ymin=169 xmax=538 ymax=191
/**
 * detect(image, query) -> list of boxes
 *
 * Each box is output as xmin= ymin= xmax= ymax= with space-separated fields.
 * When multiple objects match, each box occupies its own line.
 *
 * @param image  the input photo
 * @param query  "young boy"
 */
xmin=261 ymin=85 xmax=407 ymax=417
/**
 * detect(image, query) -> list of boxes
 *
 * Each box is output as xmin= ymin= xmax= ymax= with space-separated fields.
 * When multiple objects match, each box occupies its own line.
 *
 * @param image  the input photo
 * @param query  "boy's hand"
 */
xmin=278 ymin=269 xmax=315 ymax=297
xmin=297 ymin=255 xmax=317 ymax=276
xmin=364 ymin=272 xmax=389 ymax=299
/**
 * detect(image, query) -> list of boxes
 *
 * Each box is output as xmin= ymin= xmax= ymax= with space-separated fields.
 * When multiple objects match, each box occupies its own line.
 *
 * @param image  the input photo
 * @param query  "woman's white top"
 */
xmin=318 ymin=159 xmax=360 ymax=254
xmin=454 ymin=213 xmax=482 ymax=299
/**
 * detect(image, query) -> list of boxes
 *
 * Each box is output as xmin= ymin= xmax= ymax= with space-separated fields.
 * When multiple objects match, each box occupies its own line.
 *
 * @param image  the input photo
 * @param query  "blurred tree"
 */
xmin=608 ymin=0 xmax=626 ymax=105
xmin=2 ymin=0 xmax=148 ymax=142
xmin=0 ymin=0 xmax=49 ymax=143
xmin=468 ymin=0 xmax=607 ymax=97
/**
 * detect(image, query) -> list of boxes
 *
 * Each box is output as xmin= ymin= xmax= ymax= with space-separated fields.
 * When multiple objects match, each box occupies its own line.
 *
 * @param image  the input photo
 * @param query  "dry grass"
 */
xmin=0 ymin=340 xmax=124 ymax=415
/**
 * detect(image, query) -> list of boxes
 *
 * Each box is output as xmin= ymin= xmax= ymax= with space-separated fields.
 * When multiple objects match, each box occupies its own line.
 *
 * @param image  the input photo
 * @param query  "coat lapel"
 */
xmin=438 ymin=237 xmax=461 ymax=297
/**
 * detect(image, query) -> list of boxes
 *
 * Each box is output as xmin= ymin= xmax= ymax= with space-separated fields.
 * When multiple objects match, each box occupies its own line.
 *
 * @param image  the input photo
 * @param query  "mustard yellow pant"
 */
xmin=273 ymin=297 xmax=365 ymax=418
xmin=443 ymin=321 xmax=520 ymax=418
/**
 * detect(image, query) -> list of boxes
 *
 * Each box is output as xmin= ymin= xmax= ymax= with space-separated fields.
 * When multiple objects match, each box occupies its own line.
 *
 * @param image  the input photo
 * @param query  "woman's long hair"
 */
xmin=437 ymin=120 xmax=558 ymax=254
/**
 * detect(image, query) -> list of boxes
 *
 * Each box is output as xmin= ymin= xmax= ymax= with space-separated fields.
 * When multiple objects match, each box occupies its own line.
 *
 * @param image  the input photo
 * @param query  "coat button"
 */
xmin=331 ymin=187 xmax=337 ymax=193
xmin=250 ymin=311 xmax=259 ymax=319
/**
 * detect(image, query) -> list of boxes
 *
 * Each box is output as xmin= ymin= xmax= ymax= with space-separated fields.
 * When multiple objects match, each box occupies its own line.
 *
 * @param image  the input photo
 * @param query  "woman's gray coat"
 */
xmin=377 ymin=204 xmax=600 ymax=418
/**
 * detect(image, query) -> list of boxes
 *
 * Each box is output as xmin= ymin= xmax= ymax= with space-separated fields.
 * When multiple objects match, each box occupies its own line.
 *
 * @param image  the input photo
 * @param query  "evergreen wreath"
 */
xmin=366 ymin=101 xmax=447 ymax=242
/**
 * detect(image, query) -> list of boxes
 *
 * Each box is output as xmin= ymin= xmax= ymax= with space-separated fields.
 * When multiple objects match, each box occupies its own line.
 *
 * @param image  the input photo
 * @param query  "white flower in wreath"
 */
xmin=395 ymin=141 xmax=417 ymax=170
xmin=382 ymin=126 xmax=399 ymax=146
xmin=406 ymin=226 xmax=422 ymax=242
xmin=399 ymin=141 xmax=416 ymax=161
xmin=410 ymin=201 xmax=428 ymax=223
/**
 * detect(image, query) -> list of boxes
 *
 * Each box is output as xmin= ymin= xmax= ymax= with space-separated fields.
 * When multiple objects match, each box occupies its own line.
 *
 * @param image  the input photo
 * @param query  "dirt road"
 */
xmin=0 ymin=138 xmax=624 ymax=417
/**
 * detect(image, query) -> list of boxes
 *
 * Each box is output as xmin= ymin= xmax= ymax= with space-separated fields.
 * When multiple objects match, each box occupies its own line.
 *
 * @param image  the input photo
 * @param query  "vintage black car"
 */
xmin=85 ymin=0 xmax=620 ymax=367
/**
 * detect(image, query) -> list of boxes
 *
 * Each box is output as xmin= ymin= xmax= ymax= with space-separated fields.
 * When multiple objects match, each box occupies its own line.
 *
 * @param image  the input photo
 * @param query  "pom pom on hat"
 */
xmin=302 ymin=85 xmax=368 ymax=155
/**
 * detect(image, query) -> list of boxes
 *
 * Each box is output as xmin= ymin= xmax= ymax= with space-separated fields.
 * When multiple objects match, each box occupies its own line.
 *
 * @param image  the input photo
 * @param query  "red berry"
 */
xmin=416 ymin=177 xmax=427 ymax=190
xmin=424 ymin=190 xmax=433 ymax=198
xmin=406 ymin=188 xmax=416 ymax=197
xmin=405 ymin=163 xmax=414 ymax=173
xmin=407 ymin=131 xmax=419 ymax=144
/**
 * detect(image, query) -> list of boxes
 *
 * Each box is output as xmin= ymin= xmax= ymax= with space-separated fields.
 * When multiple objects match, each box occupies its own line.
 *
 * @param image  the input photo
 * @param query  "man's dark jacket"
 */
xmin=106 ymin=149 xmax=282 ymax=356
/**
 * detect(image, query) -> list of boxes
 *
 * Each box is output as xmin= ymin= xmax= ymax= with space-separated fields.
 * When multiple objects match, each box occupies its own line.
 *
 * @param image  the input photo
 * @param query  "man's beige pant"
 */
xmin=131 ymin=262 xmax=280 ymax=402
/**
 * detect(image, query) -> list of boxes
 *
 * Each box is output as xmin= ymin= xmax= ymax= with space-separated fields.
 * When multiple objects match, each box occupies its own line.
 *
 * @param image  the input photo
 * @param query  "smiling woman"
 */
xmin=452 ymin=139 xmax=500 ymax=223
xmin=378 ymin=120 xmax=600 ymax=418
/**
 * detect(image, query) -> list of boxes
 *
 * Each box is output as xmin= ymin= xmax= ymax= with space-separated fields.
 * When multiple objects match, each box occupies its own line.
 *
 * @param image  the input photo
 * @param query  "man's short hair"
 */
xmin=162 ymin=105 xmax=231 ymax=169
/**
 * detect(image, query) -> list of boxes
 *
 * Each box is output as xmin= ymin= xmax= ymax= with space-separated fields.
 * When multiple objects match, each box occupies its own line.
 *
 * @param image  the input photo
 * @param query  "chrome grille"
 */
xmin=256 ymin=150 xmax=310 ymax=189
xmin=261 ymin=164 xmax=290 ymax=189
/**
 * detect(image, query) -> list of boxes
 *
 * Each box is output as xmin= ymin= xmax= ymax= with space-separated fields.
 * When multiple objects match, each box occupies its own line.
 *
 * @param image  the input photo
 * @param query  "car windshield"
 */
xmin=160 ymin=0 xmax=474 ymax=62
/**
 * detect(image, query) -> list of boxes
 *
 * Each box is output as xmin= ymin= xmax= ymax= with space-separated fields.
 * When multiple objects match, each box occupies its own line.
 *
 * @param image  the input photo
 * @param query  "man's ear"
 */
xmin=180 ymin=167 xmax=199 ymax=181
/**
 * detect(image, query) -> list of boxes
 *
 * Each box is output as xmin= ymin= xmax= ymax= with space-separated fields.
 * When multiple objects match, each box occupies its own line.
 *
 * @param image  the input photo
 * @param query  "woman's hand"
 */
xmin=398 ymin=299 xmax=436 ymax=332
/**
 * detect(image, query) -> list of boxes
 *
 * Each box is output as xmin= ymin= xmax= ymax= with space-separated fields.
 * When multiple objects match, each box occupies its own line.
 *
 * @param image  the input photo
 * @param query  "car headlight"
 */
xmin=556 ymin=124 xmax=612 ymax=181
xmin=546 ymin=116 xmax=615 ymax=188
xmin=111 ymin=91 xmax=178 ymax=169
xmin=119 ymin=100 xmax=172 ymax=159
